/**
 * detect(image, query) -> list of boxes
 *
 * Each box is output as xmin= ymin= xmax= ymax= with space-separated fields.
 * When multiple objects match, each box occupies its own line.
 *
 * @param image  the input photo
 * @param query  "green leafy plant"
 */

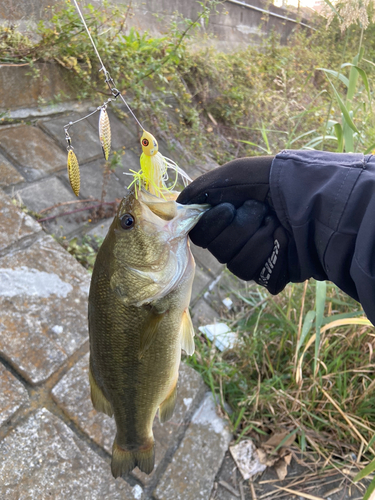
xmin=60 ymin=235 xmax=103 ymax=272
xmin=307 ymin=49 xmax=373 ymax=152
xmin=354 ymin=459 xmax=375 ymax=500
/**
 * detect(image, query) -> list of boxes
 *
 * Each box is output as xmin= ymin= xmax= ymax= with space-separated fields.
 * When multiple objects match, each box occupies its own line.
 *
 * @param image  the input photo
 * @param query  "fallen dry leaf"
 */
xmin=274 ymin=458 xmax=288 ymax=481
xmin=256 ymin=448 xmax=279 ymax=467
xmin=231 ymin=436 xmax=295 ymax=482
xmin=263 ymin=431 xmax=296 ymax=450
xmin=284 ymin=452 xmax=292 ymax=465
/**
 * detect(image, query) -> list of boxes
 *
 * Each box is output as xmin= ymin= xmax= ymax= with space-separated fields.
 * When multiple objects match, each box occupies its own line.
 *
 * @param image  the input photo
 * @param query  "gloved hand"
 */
xmin=177 ymin=156 xmax=290 ymax=295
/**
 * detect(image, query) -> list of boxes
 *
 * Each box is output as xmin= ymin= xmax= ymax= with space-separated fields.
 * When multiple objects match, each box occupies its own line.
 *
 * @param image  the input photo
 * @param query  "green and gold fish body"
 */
xmin=88 ymin=188 xmax=207 ymax=477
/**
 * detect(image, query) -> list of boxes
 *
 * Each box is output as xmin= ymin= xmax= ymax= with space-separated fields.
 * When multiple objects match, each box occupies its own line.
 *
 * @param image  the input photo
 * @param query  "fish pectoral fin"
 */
xmin=139 ymin=310 xmax=165 ymax=359
xmin=180 ymin=308 xmax=195 ymax=356
xmin=89 ymin=365 xmax=113 ymax=417
xmin=159 ymin=381 xmax=178 ymax=423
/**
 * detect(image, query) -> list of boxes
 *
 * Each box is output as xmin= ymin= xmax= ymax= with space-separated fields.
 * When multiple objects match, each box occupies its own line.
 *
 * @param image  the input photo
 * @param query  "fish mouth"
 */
xmin=172 ymin=202 xmax=210 ymax=236
xmin=138 ymin=189 xmax=178 ymax=220
xmin=137 ymin=189 xmax=209 ymax=236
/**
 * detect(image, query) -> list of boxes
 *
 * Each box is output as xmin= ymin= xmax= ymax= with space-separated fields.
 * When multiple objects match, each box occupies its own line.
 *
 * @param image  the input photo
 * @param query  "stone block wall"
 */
xmin=1 ymin=0 xmax=312 ymax=49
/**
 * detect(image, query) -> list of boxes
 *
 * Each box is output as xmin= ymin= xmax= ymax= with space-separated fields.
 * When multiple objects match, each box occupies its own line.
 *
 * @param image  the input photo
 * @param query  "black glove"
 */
xmin=177 ymin=156 xmax=290 ymax=295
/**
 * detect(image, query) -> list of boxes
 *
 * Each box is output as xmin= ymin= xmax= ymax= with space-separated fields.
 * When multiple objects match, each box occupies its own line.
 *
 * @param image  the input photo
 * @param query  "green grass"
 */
xmin=186 ymin=274 xmax=375 ymax=487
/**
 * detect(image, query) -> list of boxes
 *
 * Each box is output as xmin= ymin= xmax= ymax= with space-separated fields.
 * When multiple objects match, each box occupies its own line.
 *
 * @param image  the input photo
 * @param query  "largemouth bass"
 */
xmin=88 ymin=187 xmax=207 ymax=478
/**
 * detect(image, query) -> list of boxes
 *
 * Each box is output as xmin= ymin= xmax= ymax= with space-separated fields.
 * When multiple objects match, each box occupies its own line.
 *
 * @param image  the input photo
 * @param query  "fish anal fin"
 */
xmin=159 ymin=380 xmax=178 ymax=424
xmin=111 ymin=438 xmax=155 ymax=478
xmin=139 ymin=310 xmax=165 ymax=359
xmin=180 ymin=308 xmax=195 ymax=356
xmin=89 ymin=366 xmax=113 ymax=417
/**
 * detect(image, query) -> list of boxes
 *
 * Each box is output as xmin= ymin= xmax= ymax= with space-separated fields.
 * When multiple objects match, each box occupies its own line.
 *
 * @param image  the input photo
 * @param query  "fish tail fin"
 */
xmin=159 ymin=380 xmax=178 ymax=423
xmin=111 ymin=439 xmax=155 ymax=478
xmin=89 ymin=365 xmax=113 ymax=417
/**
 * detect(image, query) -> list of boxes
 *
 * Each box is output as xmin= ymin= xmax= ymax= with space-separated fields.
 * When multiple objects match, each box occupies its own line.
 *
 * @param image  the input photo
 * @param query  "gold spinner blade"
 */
xmin=67 ymin=149 xmax=80 ymax=197
xmin=99 ymin=106 xmax=111 ymax=161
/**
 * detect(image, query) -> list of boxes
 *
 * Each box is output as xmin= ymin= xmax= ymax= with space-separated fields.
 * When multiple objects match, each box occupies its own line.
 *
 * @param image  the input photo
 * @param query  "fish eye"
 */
xmin=142 ymin=138 xmax=149 ymax=147
xmin=120 ymin=213 xmax=135 ymax=230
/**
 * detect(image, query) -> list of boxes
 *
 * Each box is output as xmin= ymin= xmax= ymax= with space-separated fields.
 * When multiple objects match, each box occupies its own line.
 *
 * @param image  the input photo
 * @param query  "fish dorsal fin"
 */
xmin=139 ymin=310 xmax=165 ymax=359
xmin=180 ymin=309 xmax=195 ymax=356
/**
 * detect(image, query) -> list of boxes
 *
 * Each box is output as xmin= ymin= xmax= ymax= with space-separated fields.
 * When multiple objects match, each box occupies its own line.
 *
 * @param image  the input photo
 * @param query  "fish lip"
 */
xmin=168 ymin=203 xmax=210 ymax=236
xmin=135 ymin=189 xmax=209 ymax=236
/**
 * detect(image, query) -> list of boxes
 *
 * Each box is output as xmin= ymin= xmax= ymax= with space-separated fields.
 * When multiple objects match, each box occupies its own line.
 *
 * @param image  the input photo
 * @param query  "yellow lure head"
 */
xmin=140 ymin=130 xmax=158 ymax=157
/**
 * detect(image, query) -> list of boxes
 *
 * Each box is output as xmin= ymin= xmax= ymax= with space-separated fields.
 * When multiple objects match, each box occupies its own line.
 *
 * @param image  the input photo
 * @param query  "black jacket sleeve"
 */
xmin=270 ymin=149 xmax=375 ymax=324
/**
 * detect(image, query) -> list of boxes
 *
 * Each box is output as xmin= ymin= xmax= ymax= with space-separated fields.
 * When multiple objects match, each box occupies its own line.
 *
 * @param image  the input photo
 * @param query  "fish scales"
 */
xmin=88 ymin=188 xmax=207 ymax=477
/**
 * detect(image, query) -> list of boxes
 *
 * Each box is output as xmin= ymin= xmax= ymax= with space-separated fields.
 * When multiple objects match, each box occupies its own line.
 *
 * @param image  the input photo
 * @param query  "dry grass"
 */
xmin=187 ymin=275 xmax=375 ymax=493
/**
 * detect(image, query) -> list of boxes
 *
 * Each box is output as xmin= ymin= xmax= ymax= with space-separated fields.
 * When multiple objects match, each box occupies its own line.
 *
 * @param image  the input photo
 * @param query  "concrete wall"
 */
xmin=1 ymin=0 xmax=312 ymax=49
xmin=0 ymin=0 xmax=312 ymax=112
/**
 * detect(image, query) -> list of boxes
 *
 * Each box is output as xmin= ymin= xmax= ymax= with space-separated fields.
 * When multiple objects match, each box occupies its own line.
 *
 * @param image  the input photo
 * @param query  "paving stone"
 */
xmin=15 ymin=176 xmax=82 ymax=237
xmin=52 ymin=353 xmax=206 ymax=485
xmin=87 ymin=217 xmax=113 ymax=240
xmin=153 ymin=393 xmax=232 ymax=500
xmin=62 ymin=158 xmax=126 ymax=202
xmin=190 ymin=298 xmax=219 ymax=329
xmin=0 ymin=408 xmax=143 ymax=500
xmin=190 ymin=241 xmax=225 ymax=277
xmin=16 ymin=176 xmax=76 ymax=212
xmin=116 ymin=148 xmax=143 ymax=186
xmin=183 ymin=163 xmax=204 ymax=181
xmin=0 ymin=235 xmax=90 ymax=384
xmin=0 ymin=152 xmax=24 ymax=186
xmin=0 ymin=363 xmax=29 ymax=427
xmin=0 ymin=125 xmax=66 ymax=181
xmin=0 ymin=189 xmax=41 ymax=252
xmin=86 ymin=108 xmax=138 ymax=150
xmin=40 ymin=112 xmax=102 ymax=163
xmin=191 ymin=264 xmax=213 ymax=303
xmin=114 ymin=102 xmax=144 ymax=139
xmin=195 ymin=155 xmax=220 ymax=174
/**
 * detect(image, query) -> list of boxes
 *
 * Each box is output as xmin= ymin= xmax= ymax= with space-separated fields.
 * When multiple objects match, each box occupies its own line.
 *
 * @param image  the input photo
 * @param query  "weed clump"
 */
xmin=2 ymin=1 xmax=374 ymax=162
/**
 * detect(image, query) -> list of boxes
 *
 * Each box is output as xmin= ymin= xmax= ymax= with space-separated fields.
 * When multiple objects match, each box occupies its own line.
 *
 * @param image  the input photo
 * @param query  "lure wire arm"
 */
xmin=69 ymin=0 xmax=144 ymax=131
xmin=63 ymin=99 xmax=112 ymax=135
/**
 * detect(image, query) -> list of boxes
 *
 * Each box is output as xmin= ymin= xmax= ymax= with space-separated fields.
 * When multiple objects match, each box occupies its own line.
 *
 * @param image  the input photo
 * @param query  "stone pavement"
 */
xmin=0 ymin=102 xmax=363 ymax=500
xmin=0 ymin=102 xmax=236 ymax=499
